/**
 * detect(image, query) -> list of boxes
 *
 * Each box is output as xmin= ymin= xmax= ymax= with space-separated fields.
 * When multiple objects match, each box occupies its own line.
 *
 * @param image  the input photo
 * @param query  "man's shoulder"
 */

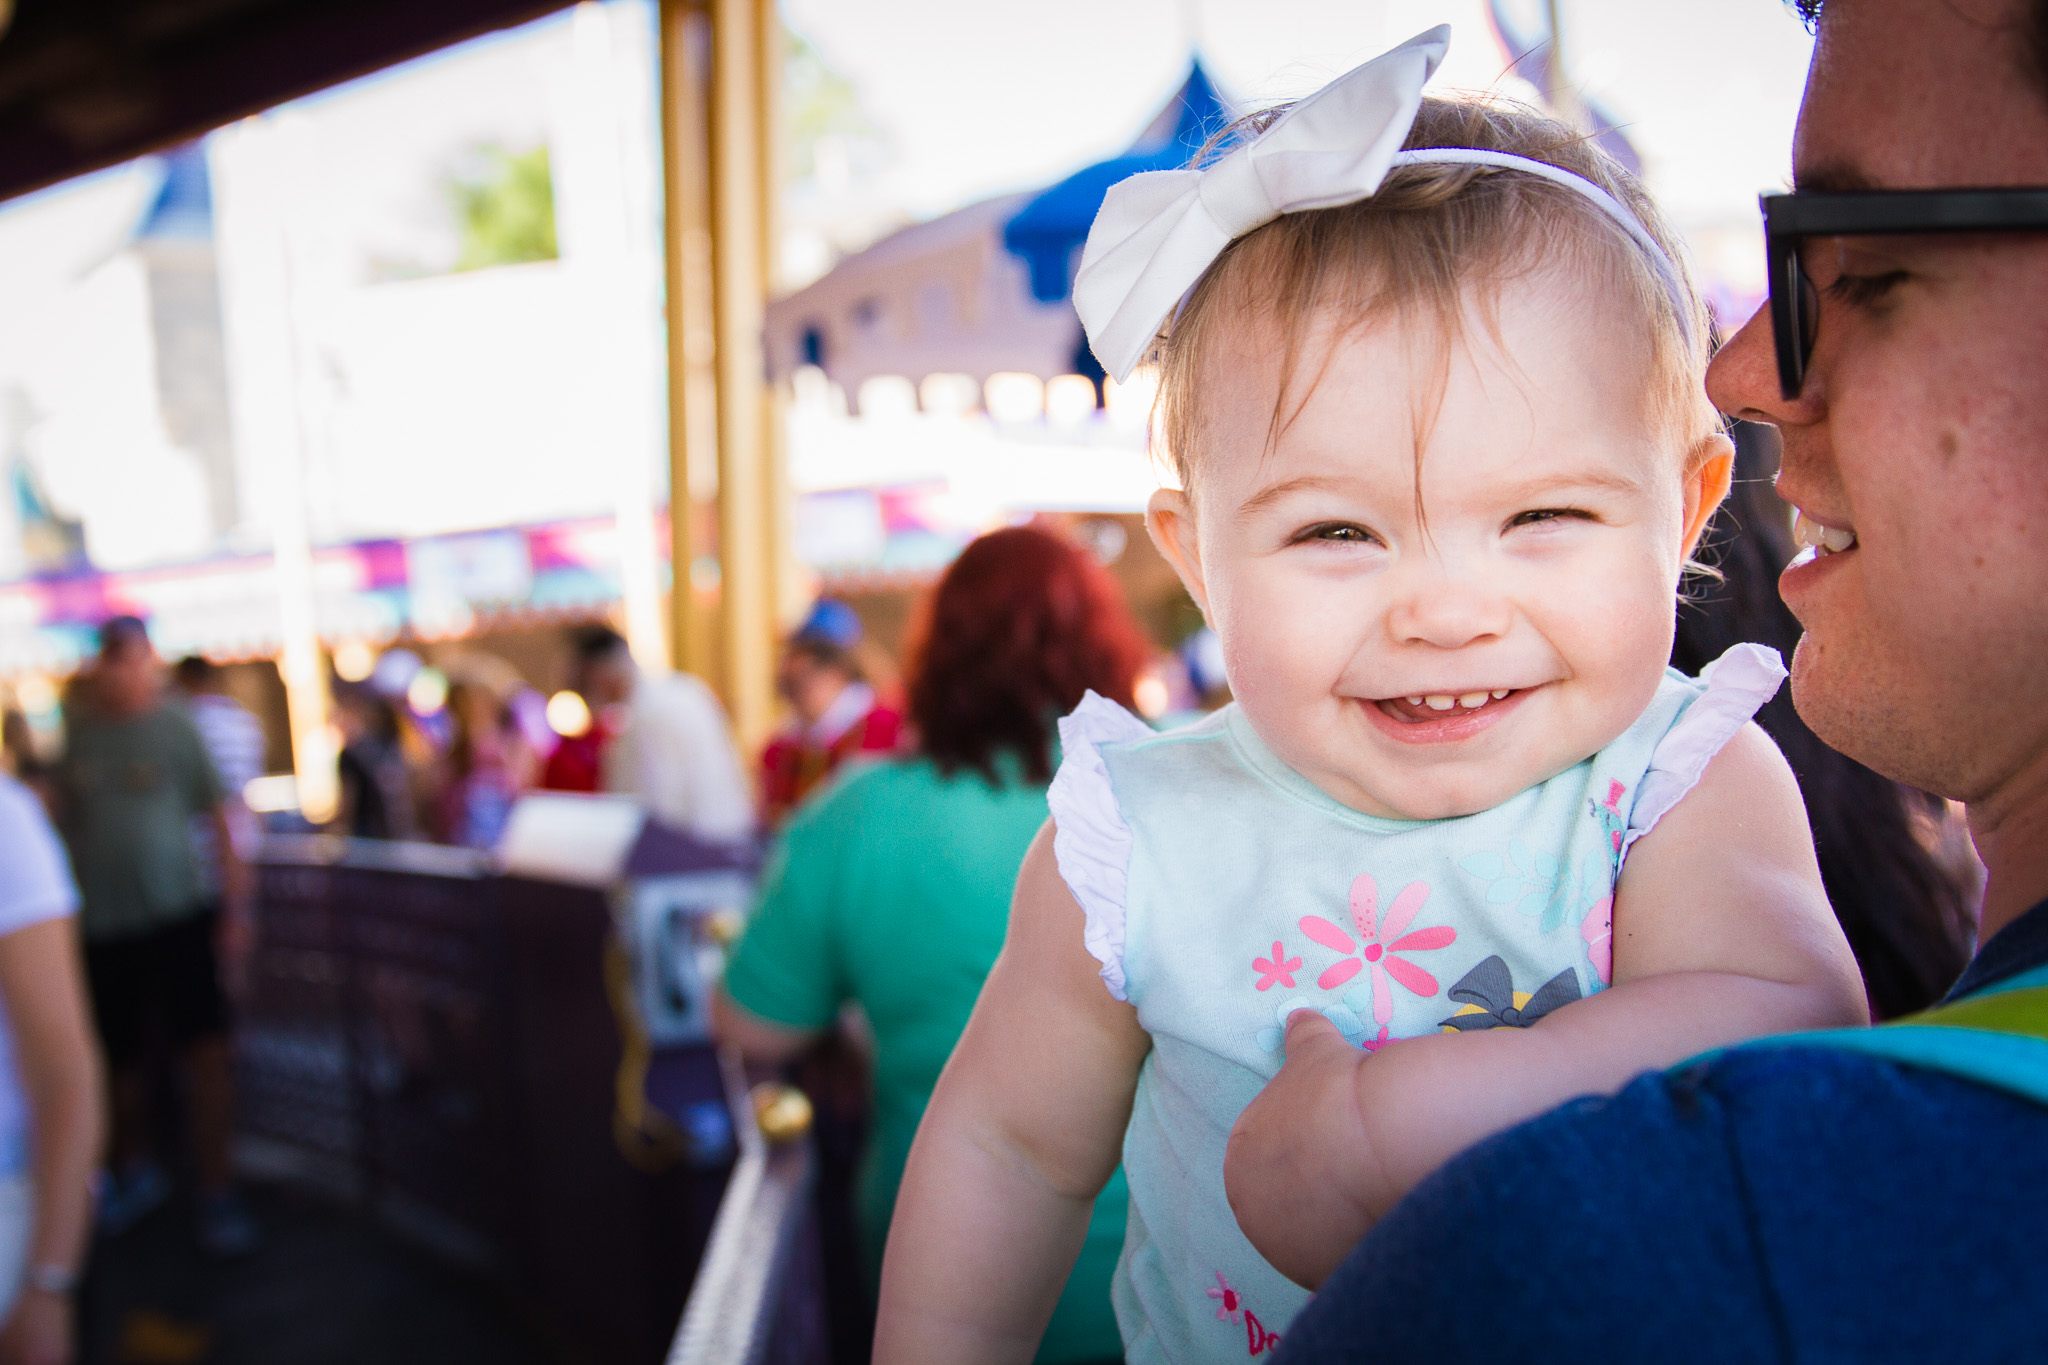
xmin=1282 ymin=1044 xmax=2048 ymax=1363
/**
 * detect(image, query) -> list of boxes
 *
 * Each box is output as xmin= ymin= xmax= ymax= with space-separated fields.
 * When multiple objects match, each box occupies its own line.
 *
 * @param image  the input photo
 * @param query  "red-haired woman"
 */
xmin=715 ymin=525 xmax=1149 ymax=1365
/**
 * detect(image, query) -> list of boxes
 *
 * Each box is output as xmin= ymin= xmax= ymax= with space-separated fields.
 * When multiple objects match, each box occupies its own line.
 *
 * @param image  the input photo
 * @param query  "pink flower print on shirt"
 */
xmin=1252 ymin=942 xmax=1302 ymax=992
xmin=1582 ymin=894 xmax=1614 ymax=986
xmin=1300 ymin=875 xmax=1458 ymax=1028
xmin=1207 ymin=1271 xmax=1242 ymax=1323
xmin=1590 ymin=779 xmax=1628 ymax=856
xmin=1204 ymin=1273 xmax=1281 ymax=1355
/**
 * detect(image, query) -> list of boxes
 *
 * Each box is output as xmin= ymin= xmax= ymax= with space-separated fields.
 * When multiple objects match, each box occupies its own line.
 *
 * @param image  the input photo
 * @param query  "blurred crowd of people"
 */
xmin=0 ymin=522 xmax=1185 ymax=1361
xmin=322 ymin=600 xmax=914 ymax=853
xmin=0 ymin=616 xmax=267 ymax=1365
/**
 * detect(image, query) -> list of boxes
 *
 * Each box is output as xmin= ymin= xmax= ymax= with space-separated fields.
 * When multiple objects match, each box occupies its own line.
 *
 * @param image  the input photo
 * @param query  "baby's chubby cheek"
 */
xmin=1204 ymin=582 xmax=1364 ymax=782
xmin=1562 ymin=557 xmax=1681 ymax=718
xmin=1202 ymin=568 xmax=1326 ymax=708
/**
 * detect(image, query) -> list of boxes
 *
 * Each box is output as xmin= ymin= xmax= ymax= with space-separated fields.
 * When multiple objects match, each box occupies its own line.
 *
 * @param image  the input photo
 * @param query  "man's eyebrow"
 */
xmin=1237 ymin=474 xmax=1359 ymax=518
xmin=1792 ymin=160 xmax=1880 ymax=193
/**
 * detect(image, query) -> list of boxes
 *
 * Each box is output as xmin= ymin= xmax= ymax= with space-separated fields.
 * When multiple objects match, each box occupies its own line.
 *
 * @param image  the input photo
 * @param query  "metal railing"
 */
xmin=666 ymin=1052 xmax=827 ymax=1365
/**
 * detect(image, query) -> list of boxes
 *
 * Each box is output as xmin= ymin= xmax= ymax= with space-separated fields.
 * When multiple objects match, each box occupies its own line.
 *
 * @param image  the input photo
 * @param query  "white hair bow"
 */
xmin=1072 ymin=26 xmax=1694 ymax=383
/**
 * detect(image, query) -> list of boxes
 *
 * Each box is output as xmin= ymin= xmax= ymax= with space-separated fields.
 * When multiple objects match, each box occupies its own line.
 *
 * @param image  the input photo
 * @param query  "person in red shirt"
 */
xmin=539 ymin=629 xmax=624 ymax=795
xmin=759 ymin=600 xmax=902 ymax=827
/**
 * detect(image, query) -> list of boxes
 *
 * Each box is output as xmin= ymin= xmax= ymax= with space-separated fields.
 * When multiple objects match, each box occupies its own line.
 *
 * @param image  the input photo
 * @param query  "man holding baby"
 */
xmin=1251 ymin=0 xmax=2048 ymax=1357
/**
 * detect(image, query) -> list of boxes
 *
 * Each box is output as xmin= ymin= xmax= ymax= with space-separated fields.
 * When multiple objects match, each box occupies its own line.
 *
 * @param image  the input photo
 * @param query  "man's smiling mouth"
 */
xmin=1791 ymin=509 xmax=1858 ymax=559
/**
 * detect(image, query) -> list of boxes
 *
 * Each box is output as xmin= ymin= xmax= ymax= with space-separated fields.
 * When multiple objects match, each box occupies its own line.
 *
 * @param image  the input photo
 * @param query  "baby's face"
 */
xmin=1159 ymin=266 xmax=1703 ymax=820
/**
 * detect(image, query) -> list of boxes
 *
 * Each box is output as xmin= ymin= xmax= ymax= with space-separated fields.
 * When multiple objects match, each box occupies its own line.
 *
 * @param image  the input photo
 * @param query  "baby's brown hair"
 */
xmin=1152 ymin=95 xmax=1717 ymax=493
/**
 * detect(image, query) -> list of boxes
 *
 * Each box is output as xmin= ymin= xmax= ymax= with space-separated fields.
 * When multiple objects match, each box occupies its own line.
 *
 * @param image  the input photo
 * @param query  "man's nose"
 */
xmin=1705 ymin=299 xmax=1826 ymax=428
xmin=1386 ymin=572 xmax=1514 ymax=649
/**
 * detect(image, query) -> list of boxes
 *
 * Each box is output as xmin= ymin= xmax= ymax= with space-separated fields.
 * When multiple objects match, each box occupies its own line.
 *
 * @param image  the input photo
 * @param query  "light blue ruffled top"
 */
xmin=1048 ymin=645 xmax=1785 ymax=1364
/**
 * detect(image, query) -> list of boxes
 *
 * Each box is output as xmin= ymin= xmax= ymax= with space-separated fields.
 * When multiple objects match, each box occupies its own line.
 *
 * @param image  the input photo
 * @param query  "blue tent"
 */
xmin=136 ymin=142 xmax=215 ymax=242
xmin=1001 ymin=64 xmax=1232 ymax=308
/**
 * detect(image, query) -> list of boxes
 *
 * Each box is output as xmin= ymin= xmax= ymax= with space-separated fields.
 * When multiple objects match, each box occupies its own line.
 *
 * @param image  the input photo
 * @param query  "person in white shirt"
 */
xmin=572 ymin=628 xmax=755 ymax=843
xmin=0 ymin=776 xmax=103 ymax=1365
xmin=172 ymin=656 xmax=262 ymax=917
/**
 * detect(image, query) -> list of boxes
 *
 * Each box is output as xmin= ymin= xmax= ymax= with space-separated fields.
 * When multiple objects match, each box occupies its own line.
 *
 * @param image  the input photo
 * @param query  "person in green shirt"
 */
xmin=53 ymin=617 xmax=256 ymax=1259
xmin=717 ymin=526 xmax=1155 ymax=1364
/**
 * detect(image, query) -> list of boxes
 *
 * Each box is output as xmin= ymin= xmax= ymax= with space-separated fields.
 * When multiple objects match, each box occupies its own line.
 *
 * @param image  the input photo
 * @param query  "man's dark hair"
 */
xmin=572 ymin=625 xmax=631 ymax=665
xmin=1793 ymin=0 xmax=2048 ymax=95
xmin=98 ymin=614 xmax=150 ymax=656
xmin=173 ymin=655 xmax=220 ymax=690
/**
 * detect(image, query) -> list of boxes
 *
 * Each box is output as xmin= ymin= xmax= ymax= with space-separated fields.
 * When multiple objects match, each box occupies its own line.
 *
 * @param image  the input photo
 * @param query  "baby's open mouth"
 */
xmin=1377 ymin=689 xmax=1517 ymax=724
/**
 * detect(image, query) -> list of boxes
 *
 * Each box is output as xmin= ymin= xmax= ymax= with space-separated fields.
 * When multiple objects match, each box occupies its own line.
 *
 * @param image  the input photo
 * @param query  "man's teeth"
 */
xmin=1406 ymin=691 xmax=1512 ymax=712
xmin=1792 ymin=510 xmax=1857 ymax=556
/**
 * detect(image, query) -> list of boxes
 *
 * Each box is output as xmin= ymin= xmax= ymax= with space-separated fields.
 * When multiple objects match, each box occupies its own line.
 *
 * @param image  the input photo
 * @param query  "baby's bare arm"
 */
xmin=875 ymin=824 xmax=1150 ymax=1365
xmin=1227 ymin=723 xmax=1866 ymax=1288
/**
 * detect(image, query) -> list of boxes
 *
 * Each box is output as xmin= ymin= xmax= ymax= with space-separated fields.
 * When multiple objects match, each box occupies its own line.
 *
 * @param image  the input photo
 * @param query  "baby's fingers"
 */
xmin=1281 ymin=1007 xmax=1352 ymax=1062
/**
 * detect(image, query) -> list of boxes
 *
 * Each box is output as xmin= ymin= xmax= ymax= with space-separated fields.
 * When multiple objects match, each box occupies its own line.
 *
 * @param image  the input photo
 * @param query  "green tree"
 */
xmin=449 ymin=143 xmax=557 ymax=272
xmin=787 ymin=35 xmax=881 ymax=183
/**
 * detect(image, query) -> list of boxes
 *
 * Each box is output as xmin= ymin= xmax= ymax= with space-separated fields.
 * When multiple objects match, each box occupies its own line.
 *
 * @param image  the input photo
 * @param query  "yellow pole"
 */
xmin=754 ymin=0 xmax=804 ymax=631
xmin=706 ymin=0 xmax=776 ymax=749
xmin=658 ymin=0 xmax=718 ymax=679
xmin=271 ymin=457 xmax=338 ymax=826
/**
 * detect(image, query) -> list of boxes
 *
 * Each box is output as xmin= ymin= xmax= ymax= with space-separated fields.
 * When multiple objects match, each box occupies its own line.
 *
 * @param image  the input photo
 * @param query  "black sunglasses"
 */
xmin=1762 ymin=187 xmax=2048 ymax=399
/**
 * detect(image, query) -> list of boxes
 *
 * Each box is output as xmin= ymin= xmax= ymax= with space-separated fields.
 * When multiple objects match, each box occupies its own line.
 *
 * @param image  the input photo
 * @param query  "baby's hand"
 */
xmin=1225 ymin=1009 xmax=1389 ymax=1289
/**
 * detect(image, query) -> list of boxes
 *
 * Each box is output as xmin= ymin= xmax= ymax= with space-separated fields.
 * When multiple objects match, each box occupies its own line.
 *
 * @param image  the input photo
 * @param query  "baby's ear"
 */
xmin=1678 ymin=432 xmax=1736 ymax=559
xmin=1145 ymin=488 xmax=1212 ymax=619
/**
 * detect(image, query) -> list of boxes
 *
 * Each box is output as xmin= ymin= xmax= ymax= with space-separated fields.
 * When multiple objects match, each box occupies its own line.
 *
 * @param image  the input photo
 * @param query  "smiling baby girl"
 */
xmin=875 ymin=30 xmax=1865 ymax=1365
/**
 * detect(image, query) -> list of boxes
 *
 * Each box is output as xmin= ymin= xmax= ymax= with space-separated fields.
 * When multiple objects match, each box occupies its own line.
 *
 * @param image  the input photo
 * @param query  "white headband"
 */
xmin=1072 ymin=26 xmax=1698 ymax=383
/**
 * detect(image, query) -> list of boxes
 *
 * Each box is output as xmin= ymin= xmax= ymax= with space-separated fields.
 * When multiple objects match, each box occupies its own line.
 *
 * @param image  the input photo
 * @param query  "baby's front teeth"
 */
xmin=1457 ymin=692 xmax=1487 ymax=708
xmin=1424 ymin=695 xmax=1456 ymax=711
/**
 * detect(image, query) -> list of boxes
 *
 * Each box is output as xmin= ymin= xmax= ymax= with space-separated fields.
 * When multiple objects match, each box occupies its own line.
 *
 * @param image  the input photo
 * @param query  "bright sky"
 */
xmin=0 ymin=0 xmax=1821 ymax=578
xmin=783 ymin=0 xmax=1817 ymax=233
xmin=0 ymin=0 xmax=1818 ymax=296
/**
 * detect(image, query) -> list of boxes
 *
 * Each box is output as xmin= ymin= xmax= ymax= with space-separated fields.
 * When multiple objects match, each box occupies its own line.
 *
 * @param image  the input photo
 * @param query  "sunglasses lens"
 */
xmin=1797 ymin=262 xmax=1820 ymax=376
xmin=1767 ymin=235 xmax=1823 ymax=399
xmin=1768 ymin=238 xmax=1803 ymax=398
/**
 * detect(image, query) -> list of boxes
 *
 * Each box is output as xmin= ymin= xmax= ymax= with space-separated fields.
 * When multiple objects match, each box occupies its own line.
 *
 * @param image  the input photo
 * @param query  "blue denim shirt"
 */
xmin=1276 ymin=901 xmax=2048 ymax=1365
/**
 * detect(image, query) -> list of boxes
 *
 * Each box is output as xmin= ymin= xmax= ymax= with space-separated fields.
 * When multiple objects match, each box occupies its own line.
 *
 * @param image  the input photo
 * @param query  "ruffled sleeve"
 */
xmin=1621 ymin=642 xmax=1787 ymax=861
xmin=1049 ymin=691 xmax=1154 ymax=1001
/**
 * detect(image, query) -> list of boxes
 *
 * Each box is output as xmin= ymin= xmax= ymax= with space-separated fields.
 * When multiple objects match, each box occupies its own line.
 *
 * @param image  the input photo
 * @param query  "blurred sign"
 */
xmin=496 ymin=791 xmax=645 ymax=886
xmin=620 ymin=872 xmax=753 ymax=1048
xmin=406 ymin=529 xmax=535 ymax=637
